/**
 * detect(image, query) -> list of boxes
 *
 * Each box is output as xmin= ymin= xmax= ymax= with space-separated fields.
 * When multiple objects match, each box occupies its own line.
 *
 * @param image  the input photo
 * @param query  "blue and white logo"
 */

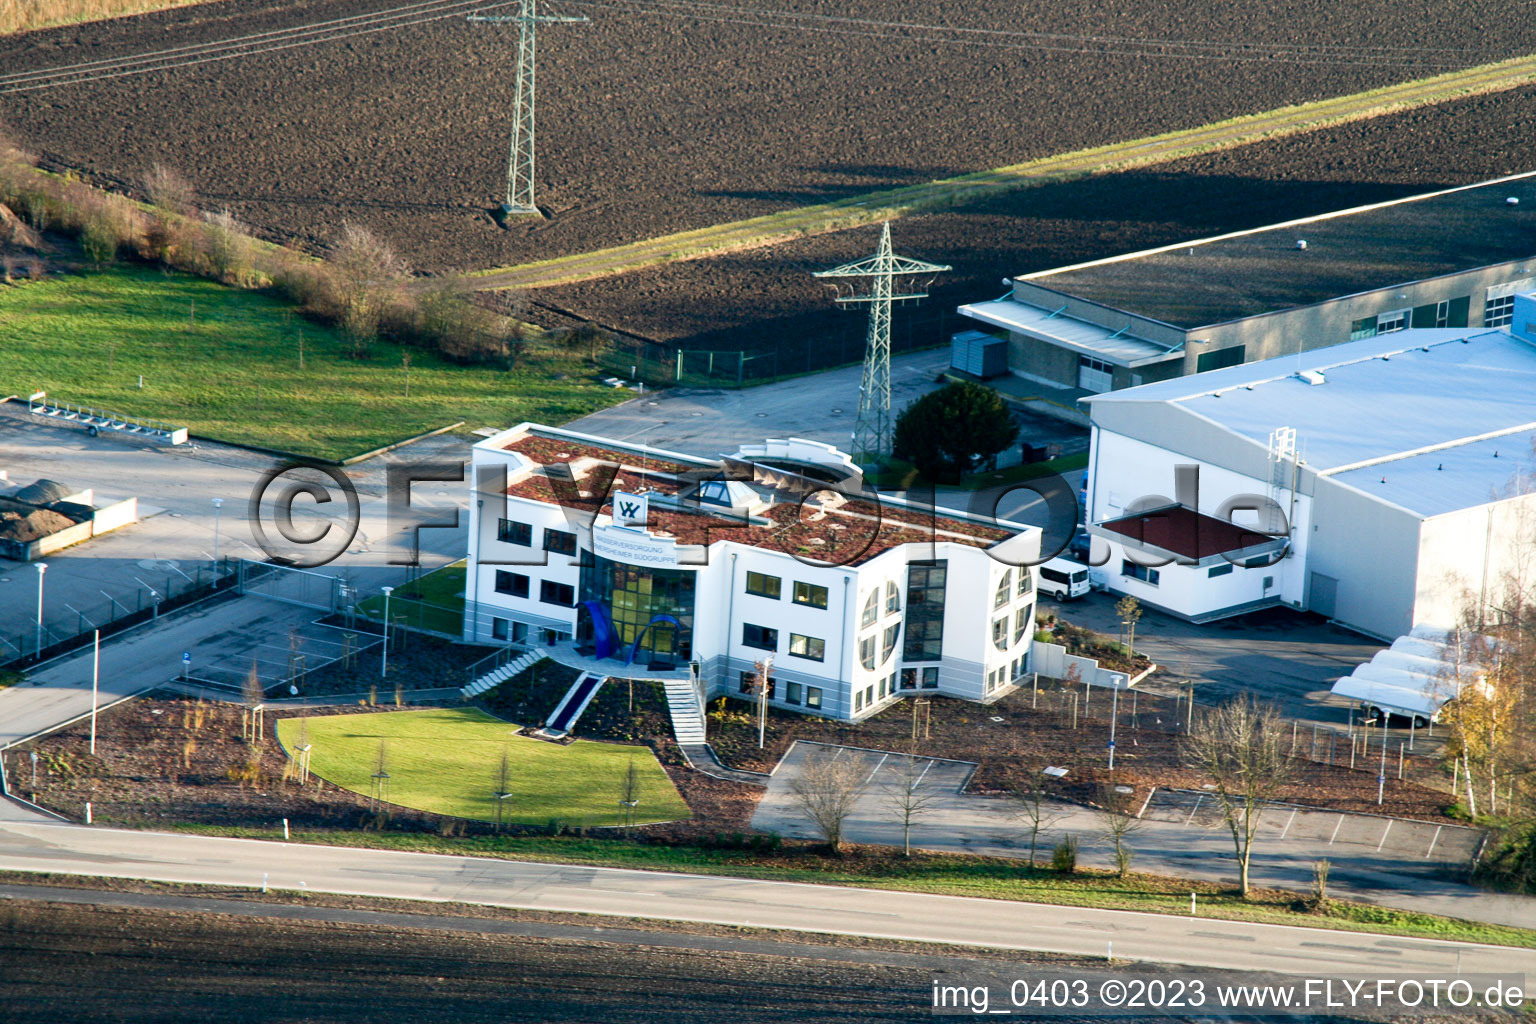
xmin=613 ymin=491 xmax=648 ymax=528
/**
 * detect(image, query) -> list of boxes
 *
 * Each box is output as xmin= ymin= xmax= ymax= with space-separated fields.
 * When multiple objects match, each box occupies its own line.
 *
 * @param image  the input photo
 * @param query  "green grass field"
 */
xmin=357 ymin=561 xmax=465 ymax=636
xmin=0 ymin=265 xmax=626 ymax=460
xmin=275 ymin=708 xmax=689 ymax=826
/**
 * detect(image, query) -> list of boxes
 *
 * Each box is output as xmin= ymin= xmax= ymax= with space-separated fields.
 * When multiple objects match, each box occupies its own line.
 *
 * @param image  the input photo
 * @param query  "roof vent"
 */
xmin=1296 ymin=369 xmax=1326 ymax=386
xmin=1507 ymin=197 xmax=1521 ymax=206
xmin=1295 ymin=239 xmax=1308 ymax=250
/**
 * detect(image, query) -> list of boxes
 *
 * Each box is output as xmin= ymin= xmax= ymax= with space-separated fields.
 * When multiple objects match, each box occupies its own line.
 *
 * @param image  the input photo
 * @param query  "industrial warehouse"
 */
xmin=1081 ymin=293 xmax=1536 ymax=640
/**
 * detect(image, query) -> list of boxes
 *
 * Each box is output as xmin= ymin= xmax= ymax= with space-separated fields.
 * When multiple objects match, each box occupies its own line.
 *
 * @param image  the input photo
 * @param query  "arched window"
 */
xmin=992 ymin=617 xmax=1009 ymax=652
xmin=861 ymin=589 xmax=879 ymax=628
xmin=881 ymin=622 xmax=900 ymax=663
xmin=994 ymin=570 xmax=1012 ymax=610
xmin=1017 ymin=566 xmax=1032 ymax=597
xmin=885 ymin=580 xmax=900 ymax=614
xmin=859 ymin=633 xmax=877 ymax=670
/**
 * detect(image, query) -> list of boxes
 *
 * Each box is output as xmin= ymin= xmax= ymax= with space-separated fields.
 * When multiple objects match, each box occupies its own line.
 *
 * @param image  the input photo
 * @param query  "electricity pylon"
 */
xmin=468 ymin=1 xmax=586 ymax=217
xmin=814 ymin=222 xmax=950 ymax=465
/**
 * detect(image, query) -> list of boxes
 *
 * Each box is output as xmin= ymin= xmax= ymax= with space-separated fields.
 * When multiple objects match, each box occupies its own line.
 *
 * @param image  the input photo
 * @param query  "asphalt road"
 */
xmin=0 ymin=819 xmax=1526 ymax=977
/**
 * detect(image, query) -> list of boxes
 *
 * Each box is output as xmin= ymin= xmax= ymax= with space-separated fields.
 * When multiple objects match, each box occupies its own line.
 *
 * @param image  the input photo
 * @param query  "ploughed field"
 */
xmin=2 ymin=0 xmax=1535 ymax=275
xmin=536 ymin=84 xmax=1536 ymax=357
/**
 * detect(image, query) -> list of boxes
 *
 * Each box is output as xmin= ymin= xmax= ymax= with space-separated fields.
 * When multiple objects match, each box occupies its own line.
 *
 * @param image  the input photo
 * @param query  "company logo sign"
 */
xmin=613 ymin=491 xmax=648 ymax=528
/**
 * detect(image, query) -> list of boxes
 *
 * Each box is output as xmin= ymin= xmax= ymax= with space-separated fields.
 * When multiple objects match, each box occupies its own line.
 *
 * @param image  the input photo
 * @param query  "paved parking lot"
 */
xmin=751 ymin=741 xmax=1526 ymax=928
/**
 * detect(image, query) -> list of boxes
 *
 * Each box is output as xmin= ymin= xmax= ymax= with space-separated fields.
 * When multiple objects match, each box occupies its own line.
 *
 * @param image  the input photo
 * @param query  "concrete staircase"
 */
xmin=460 ymin=649 xmax=541 ymax=699
xmin=662 ymin=678 xmax=706 ymax=746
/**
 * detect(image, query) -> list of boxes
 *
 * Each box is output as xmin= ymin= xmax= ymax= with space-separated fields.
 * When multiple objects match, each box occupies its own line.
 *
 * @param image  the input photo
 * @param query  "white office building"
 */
xmin=463 ymin=426 xmax=1042 ymax=721
xmin=1081 ymin=295 xmax=1536 ymax=640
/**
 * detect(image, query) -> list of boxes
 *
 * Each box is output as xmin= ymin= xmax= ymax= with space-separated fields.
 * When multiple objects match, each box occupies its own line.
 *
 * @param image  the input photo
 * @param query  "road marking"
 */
xmin=864 ymin=753 xmax=889 ymax=784
xmin=1425 ymin=825 xmax=1442 ymax=859
xmin=1279 ymin=808 xmax=1298 ymax=840
xmin=1378 ymin=819 xmax=1394 ymax=852
xmin=1329 ymin=815 xmax=1344 ymax=845
xmin=468 ymin=52 xmax=1536 ymax=291
xmin=1184 ymin=793 xmax=1204 ymax=825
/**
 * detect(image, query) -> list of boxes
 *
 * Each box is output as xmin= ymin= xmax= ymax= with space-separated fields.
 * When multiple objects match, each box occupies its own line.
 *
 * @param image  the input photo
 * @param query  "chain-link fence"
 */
xmin=0 ymin=559 xmax=233 ymax=669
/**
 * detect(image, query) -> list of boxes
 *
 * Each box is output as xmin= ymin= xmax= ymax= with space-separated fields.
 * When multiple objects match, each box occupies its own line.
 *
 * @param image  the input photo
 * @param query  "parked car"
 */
xmin=1038 ymin=557 xmax=1091 ymax=600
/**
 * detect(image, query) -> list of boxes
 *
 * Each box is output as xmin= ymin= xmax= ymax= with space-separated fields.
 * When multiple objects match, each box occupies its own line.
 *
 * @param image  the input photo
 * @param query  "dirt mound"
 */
xmin=0 ymin=503 xmax=74 ymax=541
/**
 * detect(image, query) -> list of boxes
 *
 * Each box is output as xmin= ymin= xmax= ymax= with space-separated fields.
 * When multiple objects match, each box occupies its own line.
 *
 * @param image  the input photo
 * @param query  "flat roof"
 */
xmin=1020 ymin=173 xmax=1536 ymax=329
xmin=491 ymin=426 xmax=1023 ymax=565
xmin=1088 ymin=327 xmax=1536 ymax=518
xmin=957 ymin=298 xmax=1182 ymax=366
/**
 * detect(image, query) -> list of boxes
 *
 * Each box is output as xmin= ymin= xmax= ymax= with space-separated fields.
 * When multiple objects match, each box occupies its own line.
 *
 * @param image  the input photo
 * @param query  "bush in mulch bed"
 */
xmin=1037 ymin=612 xmax=1151 ymax=675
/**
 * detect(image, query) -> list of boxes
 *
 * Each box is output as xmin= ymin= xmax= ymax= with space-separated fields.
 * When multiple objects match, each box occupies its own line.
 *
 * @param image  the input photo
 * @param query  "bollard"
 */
xmin=283 ymin=818 xmax=290 ymax=841
xmin=85 ymin=801 xmax=92 ymax=825
xmin=1190 ymin=892 xmax=1196 ymax=916
xmin=262 ymin=872 xmax=268 ymax=894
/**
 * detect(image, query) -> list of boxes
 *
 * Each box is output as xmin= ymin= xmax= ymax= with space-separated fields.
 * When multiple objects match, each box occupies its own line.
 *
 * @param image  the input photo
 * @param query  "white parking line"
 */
xmin=864 ymin=753 xmax=889 ymax=784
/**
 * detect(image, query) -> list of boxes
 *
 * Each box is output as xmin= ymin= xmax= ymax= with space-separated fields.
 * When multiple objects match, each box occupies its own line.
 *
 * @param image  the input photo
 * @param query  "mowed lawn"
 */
xmin=357 ymin=561 xmax=465 ymax=637
xmin=0 ymin=265 xmax=626 ymax=460
xmin=276 ymin=708 xmax=690 ymax=826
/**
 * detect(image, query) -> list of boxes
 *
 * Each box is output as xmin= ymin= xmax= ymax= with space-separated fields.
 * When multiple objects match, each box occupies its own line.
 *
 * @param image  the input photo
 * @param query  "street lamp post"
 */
xmin=33 ymin=562 xmax=47 ymax=656
xmin=380 ymin=586 xmax=394 ymax=678
xmin=211 ymin=497 xmax=224 ymax=573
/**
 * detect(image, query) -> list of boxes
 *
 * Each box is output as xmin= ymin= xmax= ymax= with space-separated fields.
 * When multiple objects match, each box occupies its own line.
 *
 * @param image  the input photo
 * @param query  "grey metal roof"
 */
xmin=1091 ymin=326 xmax=1536 ymax=518
xmin=1020 ymin=173 xmax=1536 ymax=329
xmin=957 ymin=298 xmax=1182 ymax=367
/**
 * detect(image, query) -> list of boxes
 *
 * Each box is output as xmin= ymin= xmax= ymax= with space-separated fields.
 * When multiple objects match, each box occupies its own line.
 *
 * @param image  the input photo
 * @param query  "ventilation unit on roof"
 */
xmin=1296 ymin=369 xmax=1326 ymax=386
xmin=1295 ymin=239 xmax=1308 ymax=250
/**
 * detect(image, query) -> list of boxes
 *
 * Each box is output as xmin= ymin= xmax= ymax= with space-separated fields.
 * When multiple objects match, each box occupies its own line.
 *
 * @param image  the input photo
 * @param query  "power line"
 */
xmin=0 ymin=0 xmax=519 ymax=94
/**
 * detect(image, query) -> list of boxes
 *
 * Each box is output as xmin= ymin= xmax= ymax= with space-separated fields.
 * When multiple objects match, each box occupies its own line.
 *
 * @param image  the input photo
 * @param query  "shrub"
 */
xmin=1050 ymin=834 xmax=1078 ymax=873
xmin=141 ymin=162 xmax=197 ymax=216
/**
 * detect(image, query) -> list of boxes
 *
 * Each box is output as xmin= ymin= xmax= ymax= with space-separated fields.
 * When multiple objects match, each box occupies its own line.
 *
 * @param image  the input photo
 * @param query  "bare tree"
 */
xmin=141 ymin=162 xmax=197 ymax=216
xmin=883 ymin=753 xmax=937 ymax=857
xmin=328 ymin=222 xmax=409 ymax=357
xmin=788 ymin=748 xmax=870 ymax=855
xmin=1183 ymin=696 xmax=1297 ymax=897
xmin=1095 ymin=784 xmax=1145 ymax=878
xmin=494 ymin=747 xmax=512 ymax=831
xmin=619 ymin=756 xmax=640 ymax=829
xmin=1011 ymin=782 xmax=1064 ymax=867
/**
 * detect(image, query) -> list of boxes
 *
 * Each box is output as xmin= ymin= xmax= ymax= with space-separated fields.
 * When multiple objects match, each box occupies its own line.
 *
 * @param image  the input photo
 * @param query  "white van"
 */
xmin=1038 ymin=557 xmax=1091 ymax=600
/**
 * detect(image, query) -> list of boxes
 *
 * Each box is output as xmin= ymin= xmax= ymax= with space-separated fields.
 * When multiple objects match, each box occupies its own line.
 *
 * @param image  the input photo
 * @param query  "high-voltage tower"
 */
xmin=815 ymin=222 xmax=950 ymax=464
xmin=469 ymin=0 xmax=586 ymax=217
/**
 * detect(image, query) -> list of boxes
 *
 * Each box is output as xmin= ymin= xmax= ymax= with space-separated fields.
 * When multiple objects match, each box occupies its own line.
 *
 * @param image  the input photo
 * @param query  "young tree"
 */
xmin=1115 ymin=595 xmax=1143 ymax=659
xmin=494 ymin=747 xmax=512 ymax=831
xmin=892 ymin=381 xmax=1018 ymax=483
xmin=1095 ymin=784 xmax=1145 ymax=878
xmin=619 ymin=757 xmax=640 ymax=829
xmin=788 ymin=748 xmax=870 ymax=854
xmin=884 ymin=753 xmax=937 ymax=857
xmin=1182 ymin=696 xmax=1297 ymax=897
xmin=1011 ymin=782 xmax=1065 ymax=867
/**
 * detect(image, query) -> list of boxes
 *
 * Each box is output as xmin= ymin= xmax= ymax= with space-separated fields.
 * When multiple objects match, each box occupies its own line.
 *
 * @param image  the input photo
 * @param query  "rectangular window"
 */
xmin=491 ymin=617 xmax=509 ymax=641
xmin=494 ymin=570 xmax=530 ymax=597
xmin=497 ymin=519 xmax=532 ymax=546
xmin=786 ymin=681 xmax=802 ymax=705
xmin=542 ymin=529 xmax=577 ymax=556
xmin=745 ymin=571 xmax=781 ymax=599
xmin=855 ymin=691 xmax=864 ymax=712
xmin=859 ymin=634 xmax=877 ymax=670
xmin=992 ymin=617 xmax=1008 ymax=650
xmin=902 ymin=561 xmax=948 ymax=662
xmin=1077 ymin=355 xmax=1114 ymax=393
xmin=1486 ymin=293 xmax=1518 ymax=328
xmin=739 ymin=670 xmax=776 ymax=698
xmin=539 ymin=580 xmax=575 ymax=606
xmin=789 ymin=633 xmax=825 ymax=661
xmin=805 ymin=686 xmax=822 ymax=709
xmin=921 ymin=667 xmax=939 ymax=689
xmin=900 ymin=668 xmax=918 ymax=689
xmin=792 ymin=581 xmax=829 ymax=609
xmin=1349 ymin=316 xmax=1377 ymax=341
xmin=1121 ymin=560 xmax=1160 ymax=586
xmin=1195 ymin=345 xmax=1245 ymax=373
xmin=1376 ymin=308 xmax=1409 ymax=335
xmin=742 ymin=623 xmax=778 ymax=651
xmin=1207 ymin=563 xmax=1234 ymax=578
xmin=865 ymin=685 xmax=875 ymax=706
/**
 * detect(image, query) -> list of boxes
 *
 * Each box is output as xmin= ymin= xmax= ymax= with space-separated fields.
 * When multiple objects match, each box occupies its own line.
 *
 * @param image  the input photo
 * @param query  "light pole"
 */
xmin=33 ymin=562 xmax=47 ymax=656
xmin=380 ymin=586 xmax=394 ymax=678
xmin=90 ymin=629 xmax=100 ymax=755
xmin=211 ymin=497 xmax=224 ymax=571
xmin=1108 ymin=684 xmax=1119 ymax=771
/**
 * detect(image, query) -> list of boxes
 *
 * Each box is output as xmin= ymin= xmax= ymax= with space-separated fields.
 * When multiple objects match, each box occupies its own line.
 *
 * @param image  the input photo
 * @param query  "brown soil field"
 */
xmin=537 ymin=84 xmax=1536 ymax=360
xmin=0 ymin=899 xmax=984 ymax=1022
xmin=1 ymin=0 xmax=1533 ymax=277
